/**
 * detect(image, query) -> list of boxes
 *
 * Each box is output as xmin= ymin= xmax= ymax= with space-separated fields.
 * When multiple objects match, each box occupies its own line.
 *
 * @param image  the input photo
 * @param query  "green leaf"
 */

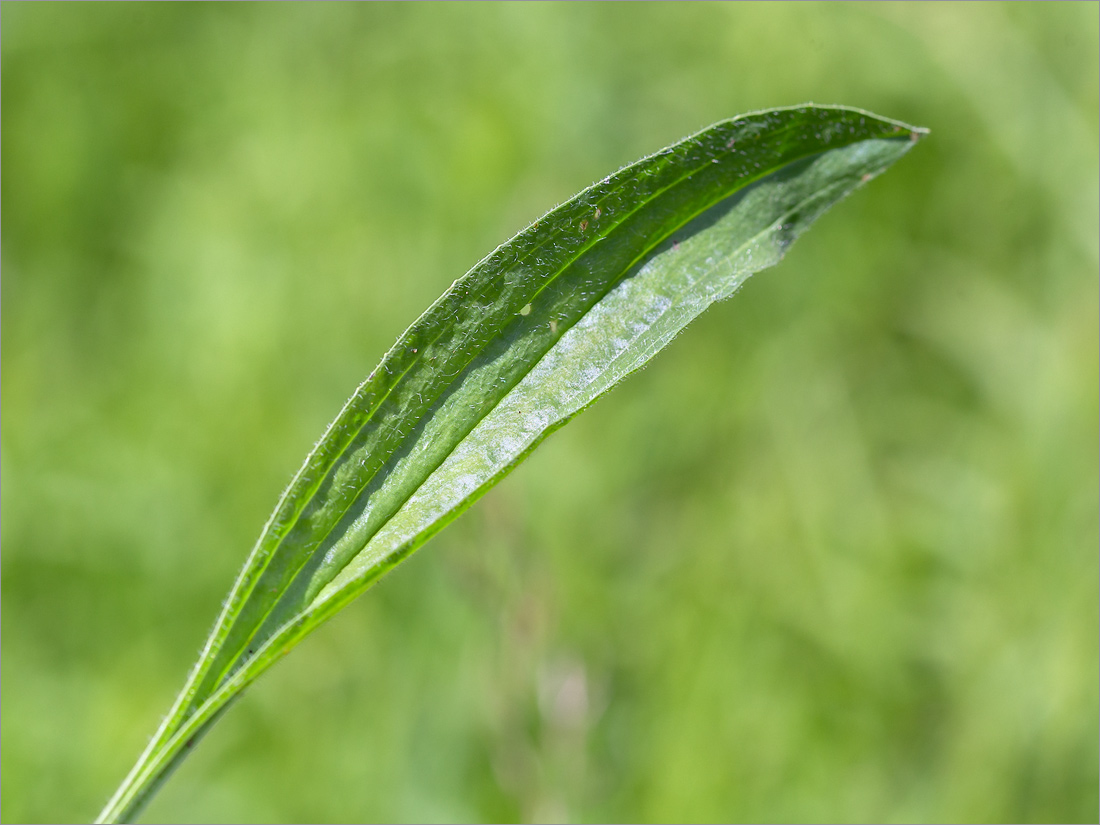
xmin=98 ymin=105 xmax=926 ymax=823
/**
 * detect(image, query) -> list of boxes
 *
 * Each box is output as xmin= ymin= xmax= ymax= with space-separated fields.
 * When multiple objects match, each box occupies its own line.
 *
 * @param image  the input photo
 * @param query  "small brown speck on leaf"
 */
xmin=579 ymin=219 xmax=588 ymax=232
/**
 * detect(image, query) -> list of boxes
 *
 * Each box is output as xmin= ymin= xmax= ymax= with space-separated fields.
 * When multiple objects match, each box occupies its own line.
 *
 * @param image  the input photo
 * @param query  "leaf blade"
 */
xmin=98 ymin=105 xmax=925 ymax=823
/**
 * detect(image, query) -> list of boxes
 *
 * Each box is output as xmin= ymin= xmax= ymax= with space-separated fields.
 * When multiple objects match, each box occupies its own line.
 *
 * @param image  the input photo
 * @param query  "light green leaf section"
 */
xmin=98 ymin=106 xmax=925 ymax=823
xmin=316 ymin=138 xmax=907 ymax=603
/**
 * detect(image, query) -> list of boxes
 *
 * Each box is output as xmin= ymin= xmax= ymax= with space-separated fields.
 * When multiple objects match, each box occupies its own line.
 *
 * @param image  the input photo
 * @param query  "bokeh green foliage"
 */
xmin=2 ymin=3 xmax=1096 ymax=822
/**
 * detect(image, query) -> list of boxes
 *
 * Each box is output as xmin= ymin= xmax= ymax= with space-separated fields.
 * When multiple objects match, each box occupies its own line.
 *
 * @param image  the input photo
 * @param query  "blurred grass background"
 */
xmin=2 ymin=3 xmax=1097 ymax=822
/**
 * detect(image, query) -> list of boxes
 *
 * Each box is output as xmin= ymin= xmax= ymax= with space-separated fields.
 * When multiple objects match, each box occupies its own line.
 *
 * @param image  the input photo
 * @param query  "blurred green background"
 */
xmin=2 ymin=3 xmax=1097 ymax=822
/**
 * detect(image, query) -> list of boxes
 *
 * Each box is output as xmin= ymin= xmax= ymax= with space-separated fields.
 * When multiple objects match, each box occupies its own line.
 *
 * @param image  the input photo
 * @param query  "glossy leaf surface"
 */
xmin=98 ymin=105 xmax=925 ymax=823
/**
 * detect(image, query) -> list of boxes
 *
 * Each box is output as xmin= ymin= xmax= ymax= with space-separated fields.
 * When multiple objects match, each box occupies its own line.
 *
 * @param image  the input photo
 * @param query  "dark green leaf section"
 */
xmin=98 ymin=105 xmax=924 ymax=823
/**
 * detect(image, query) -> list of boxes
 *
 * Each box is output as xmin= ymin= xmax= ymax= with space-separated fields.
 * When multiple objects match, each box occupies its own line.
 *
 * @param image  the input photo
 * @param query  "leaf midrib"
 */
xmin=217 ymin=123 xmax=851 ymax=697
xmin=202 ymin=120 xmax=821 ymax=697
